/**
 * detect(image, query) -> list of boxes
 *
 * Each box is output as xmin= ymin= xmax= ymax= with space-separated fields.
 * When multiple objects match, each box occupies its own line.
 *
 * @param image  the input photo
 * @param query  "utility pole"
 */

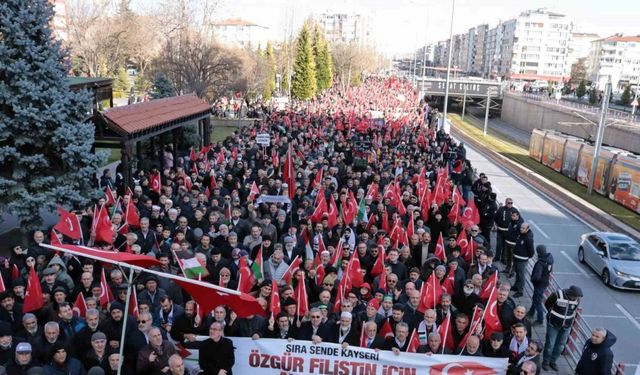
xmin=442 ymin=0 xmax=456 ymax=127
xmin=587 ymin=81 xmax=612 ymax=195
xmin=461 ymin=85 xmax=467 ymax=121
xmin=484 ymin=89 xmax=492 ymax=136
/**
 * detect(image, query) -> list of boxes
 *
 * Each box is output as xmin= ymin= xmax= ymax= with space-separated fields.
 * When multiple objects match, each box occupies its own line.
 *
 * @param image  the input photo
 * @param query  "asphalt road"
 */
xmin=465 ymin=141 xmax=640 ymax=372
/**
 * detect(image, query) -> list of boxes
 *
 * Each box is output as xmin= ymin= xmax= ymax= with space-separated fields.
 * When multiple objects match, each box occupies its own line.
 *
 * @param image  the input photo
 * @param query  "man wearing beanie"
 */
xmin=542 ymin=285 xmax=583 ymax=371
xmin=528 ymin=245 xmax=554 ymax=325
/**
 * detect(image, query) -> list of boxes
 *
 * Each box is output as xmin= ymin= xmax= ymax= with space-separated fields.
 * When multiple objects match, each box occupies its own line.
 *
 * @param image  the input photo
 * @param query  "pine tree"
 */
xmin=313 ymin=27 xmax=333 ymax=92
xmin=291 ymin=23 xmax=317 ymax=100
xmin=151 ymin=73 xmax=176 ymax=99
xmin=114 ymin=66 xmax=130 ymax=93
xmin=0 ymin=0 xmax=106 ymax=230
xmin=263 ymin=41 xmax=276 ymax=100
xmin=620 ymin=85 xmax=632 ymax=106
xmin=576 ymin=80 xmax=586 ymax=99
xmin=134 ymin=74 xmax=150 ymax=94
xmin=589 ymin=87 xmax=598 ymax=105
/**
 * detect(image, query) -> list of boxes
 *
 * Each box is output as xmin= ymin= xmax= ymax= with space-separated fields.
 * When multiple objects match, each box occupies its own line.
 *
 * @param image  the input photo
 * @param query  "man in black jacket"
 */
xmin=494 ymin=198 xmax=516 ymax=264
xmin=199 ymin=321 xmax=235 ymax=375
xmin=575 ymin=328 xmax=616 ymax=375
xmin=296 ymin=308 xmax=332 ymax=344
xmin=527 ymin=245 xmax=553 ymax=324
xmin=512 ymin=222 xmax=534 ymax=298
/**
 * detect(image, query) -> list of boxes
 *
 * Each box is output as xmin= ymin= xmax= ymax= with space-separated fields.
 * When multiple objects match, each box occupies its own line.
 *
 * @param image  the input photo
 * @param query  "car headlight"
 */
xmin=614 ymin=269 xmax=640 ymax=280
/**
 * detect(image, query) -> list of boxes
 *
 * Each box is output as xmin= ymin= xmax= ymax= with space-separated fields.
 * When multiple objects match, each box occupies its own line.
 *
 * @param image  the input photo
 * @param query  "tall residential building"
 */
xmin=210 ymin=18 xmax=269 ymax=48
xmin=50 ymin=0 xmax=69 ymax=41
xmin=587 ymin=34 xmax=640 ymax=91
xmin=314 ymin=12 xmax=371 ymax=46
xmin=568 ymin=32 xmax=600 ymax=67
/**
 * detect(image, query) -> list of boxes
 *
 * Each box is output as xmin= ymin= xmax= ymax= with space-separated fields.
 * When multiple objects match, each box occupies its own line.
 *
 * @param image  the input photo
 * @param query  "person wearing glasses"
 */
xmin=296 ymin=308 xmax=331 ymax=344
xmin=199 ymin=322 xmax=235 ymax=375
xmin=509 ymin=339 xmax=542 ymax=375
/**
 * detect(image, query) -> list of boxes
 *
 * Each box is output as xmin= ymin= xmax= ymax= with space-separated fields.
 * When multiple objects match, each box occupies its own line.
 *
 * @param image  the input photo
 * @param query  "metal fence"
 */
xmin=507 ymin=91 xmax=640 ymax=125
xmin=523 ymin=259 xmax=626 ymax=374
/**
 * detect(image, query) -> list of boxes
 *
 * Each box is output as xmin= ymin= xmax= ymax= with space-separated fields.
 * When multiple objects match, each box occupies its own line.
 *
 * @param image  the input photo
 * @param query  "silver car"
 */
xmin=578 ymin=232 xmax=640 ymax=290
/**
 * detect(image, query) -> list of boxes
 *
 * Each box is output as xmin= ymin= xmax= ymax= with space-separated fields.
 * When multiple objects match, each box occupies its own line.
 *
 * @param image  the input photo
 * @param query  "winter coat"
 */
xmin=575 ymin=331 xmax=617 ymax=375
xmin=531 ymin=253 xmax=554 ymax=288
xmin=47 ymin=257 xmax=75 ymax=292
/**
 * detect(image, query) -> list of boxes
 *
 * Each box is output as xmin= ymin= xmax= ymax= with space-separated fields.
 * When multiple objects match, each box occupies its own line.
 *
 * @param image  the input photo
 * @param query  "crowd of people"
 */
xmin=0 ymin=76 xmax=616 ymax=375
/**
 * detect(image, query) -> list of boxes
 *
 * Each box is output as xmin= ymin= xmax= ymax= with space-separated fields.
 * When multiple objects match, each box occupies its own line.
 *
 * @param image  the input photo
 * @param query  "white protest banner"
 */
xmin=256 ymin=133 xmax=271 ymax=146
xmin=186 ymin=337 xmax=508 ymax=375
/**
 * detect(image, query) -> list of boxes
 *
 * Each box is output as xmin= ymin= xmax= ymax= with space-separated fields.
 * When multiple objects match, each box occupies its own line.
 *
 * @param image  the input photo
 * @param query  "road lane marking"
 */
xmin=553 ymin=271 xmax=587 ymax=276
xmin=615 ymin=304 xmax=640 ymax=331
xmin=560 ymin=251 xmax=591 ymax=278
xmin=529 ymin=220 xmax=550 ymax=239
xmin=634 ymin=361 xmax=640 ymax=375
xmin=548 ymin=244 xmax=579 ymax=247
xmin=581 ymin=314 xmax=626 ymax=319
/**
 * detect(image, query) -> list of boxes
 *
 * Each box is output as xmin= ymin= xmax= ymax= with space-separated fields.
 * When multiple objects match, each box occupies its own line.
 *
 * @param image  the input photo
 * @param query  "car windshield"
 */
xmin=609 ymin=242 xmax=640 ymax=261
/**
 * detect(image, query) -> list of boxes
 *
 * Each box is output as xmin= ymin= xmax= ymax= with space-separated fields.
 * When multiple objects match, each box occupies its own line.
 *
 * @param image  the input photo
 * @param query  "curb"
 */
xmin=450 ymin=123 xmax=640 ymax=240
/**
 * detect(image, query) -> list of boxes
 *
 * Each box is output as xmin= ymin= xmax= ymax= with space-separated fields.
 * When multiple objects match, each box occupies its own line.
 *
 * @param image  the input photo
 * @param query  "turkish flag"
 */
xmin=173 ymin=278 xmax=265 ymax=318
xmin=50 ymin=230 xmax=62 ymax=245
xmin=149 ymin=171 xmax=162 ymax=194
xmin=23 ymin=266 xmax=43 ymax=313
xmin=458 ymin=306 xmax=483 ymax=350
xmin=46 ymin=244 xmax=161 ymax=268
xmin=271 ymin=150 xmax=279 ymax=168
xmin=125 ymin=195 xmax=140 ymax=229
xmin=216 ymin=150 xmax=225 ymax=165
xmin=54 ymin=206 xmax=82 ymax=240
xmin=438 ymin=311 xmax=455 ymax=351
xmin=11 ymin=264 xmax=19 ymax=282
xmin=189 ymin=147 xmax=198 ymax=162
xmin=312 ymin=167 xmax=323 ymax=188
xmin=407 ymin=328 xmax=421 ymax=353
xmin=370 ymin=245 xmax=385 ymax=277
xmin=378 ymin=266 xmax=387 ymax=293
xmin=326 ymin=195 xmax=339 ymax=229
xmin=359 ymin=325 xmax=367 ymax=348
xmin=129 ymin=287 xmax=139 ymax=319
xmin=457 ymin=231 xmax=470 ymax=262
xmin=480 ymin=271 xmax=498 ymax=301
xmin=447 ymin=199 xmax=460 ymax=225
xmin=429 ymin=362 xmax=497 ymax=375
xmin=209 ymin=173 xmax=217 ymax=190
xmin=105 ymin=186 xmax=117 ymax=206
xmin=99 ymin=268 xmax=115 ymax=308
xmin=442 ymin=267 xmax=456 ymax=295
xmin=294 ymin=274 xmax=308 ymax=317
xmin=232 ymin=146 xmax=238 ymax=160
xmin=483 ymin=285 xmax=502 ymax=339
xmin=92 ymin=205 xmax=114 ymax=244
xmin=417 ymin=273 xmax=443 ymax=313
xmin=281 ymin=256 xmax=302 ymax=286
xmin=72 ymin=292 xmax=87 ymax=318
xmin=248 ymin=181 xmax=260 ymax=202
xmin=199 ymin=145 xmax=211 ymax=158
xmin=379 ymin=319 xmax=394 ymax=339
xmin=332 ymin=282 xmax=344 ymax=313
xmin=461 ymin=198 xmax=481 ymax=227
xmin=452 ymin=186 xmax=467 ymax=207
xmin=345 ymin=255 xmax=364 ymax=289
xmin=270 ymin=278 xmax=281 ymax=317
xmin=309 ymin=196 xmax=327 ymax=223
xmin=237 ymin=257 xmax=255 ymax=293
xmin=407 ymin=209 xmax=415 ymax=239
xmin=434 ymin=233 xmax=447 ymax=263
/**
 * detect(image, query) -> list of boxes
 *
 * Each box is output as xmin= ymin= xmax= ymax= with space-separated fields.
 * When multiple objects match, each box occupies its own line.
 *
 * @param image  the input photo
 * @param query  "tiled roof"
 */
xmin=212 ymin=18 xmax=259 ymax=27
xmin=601 ymin=35 xmax=640 ymax=43
xmin=103 ymin=94 xmax=210 ymax=136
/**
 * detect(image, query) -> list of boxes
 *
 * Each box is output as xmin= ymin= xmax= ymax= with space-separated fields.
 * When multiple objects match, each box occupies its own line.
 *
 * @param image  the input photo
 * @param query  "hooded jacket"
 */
xmin=47 ymin=257 xmax=75 ymax=293
xmin=531 ymin=247 xmax=554 ymax=288
xmin=575 ymin=330 xmax=616 ymax=375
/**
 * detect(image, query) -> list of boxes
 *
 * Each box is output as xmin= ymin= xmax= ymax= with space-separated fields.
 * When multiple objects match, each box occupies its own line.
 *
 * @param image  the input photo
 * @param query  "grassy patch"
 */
xmin=449 ymin=114 xmax=640 ymax=231
xmin=211 ymin=126 xmax=237 ymax=143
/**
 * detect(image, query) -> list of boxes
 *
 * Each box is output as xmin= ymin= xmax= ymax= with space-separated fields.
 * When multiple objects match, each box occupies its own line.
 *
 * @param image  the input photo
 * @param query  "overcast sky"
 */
xmin=137 ymin=0 xmax=640 ymax=56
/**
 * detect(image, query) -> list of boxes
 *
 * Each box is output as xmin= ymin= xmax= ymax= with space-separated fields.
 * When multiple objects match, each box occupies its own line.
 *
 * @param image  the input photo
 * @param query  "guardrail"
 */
xmin=506 ymin=91 xmax=640 ymax=125
xmin=523 ymin=259 xmax=625 ymax=374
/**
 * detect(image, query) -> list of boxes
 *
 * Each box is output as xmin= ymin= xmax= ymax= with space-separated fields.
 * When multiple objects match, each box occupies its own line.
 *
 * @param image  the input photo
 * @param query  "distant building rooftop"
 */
xmin=598 ymin=35 xmax=640 ymax=43
xmin=212 ymin=18 xmax=265 ymax=28
xmin=66 ymin=77 xmax=113 ymax=88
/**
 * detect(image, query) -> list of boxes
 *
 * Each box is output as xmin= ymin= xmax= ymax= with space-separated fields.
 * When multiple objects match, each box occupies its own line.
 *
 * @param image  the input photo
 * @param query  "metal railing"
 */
xmin=506 ymin=91 xmax=640 ymax=125
xmin=523 ymin=259 xmax=625 ymax=374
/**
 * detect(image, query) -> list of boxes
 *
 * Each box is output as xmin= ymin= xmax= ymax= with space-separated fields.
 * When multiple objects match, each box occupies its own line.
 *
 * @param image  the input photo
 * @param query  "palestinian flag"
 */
xmin=356 ymin=197 xmax=368 ymax=224
xmin=251 ymin=246 xmax=264 ymax=280
xmin=179 ymin=257 xmax=208 ymax=279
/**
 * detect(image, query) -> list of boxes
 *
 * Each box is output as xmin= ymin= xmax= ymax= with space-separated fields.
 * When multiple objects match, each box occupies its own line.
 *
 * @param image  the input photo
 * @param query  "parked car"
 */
xmin=579 ymin=232 xmax=640 ymax=290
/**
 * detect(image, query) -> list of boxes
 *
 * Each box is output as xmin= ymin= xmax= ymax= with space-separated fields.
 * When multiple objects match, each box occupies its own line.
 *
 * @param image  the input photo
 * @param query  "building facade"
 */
xmin=50 ymin=0 xmax=69 ymax=41
xmin=314 ymin=12 xmax=371 ymax=46
xmin=587 ymin=35 xmax=640 ymax=91
xmin=210 ymin=18 xmax=269 ymax=48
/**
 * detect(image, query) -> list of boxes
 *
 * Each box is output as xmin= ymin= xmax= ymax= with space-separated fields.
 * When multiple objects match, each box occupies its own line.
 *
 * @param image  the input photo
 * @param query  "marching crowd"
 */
xmin=0 ymin=77 xmax=616 ymax=375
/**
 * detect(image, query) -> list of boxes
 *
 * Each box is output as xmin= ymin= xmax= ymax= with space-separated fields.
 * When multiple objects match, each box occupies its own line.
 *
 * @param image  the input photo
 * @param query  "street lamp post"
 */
xmin=484 ymin=90 xmax=492 ymax=136
xmin=442 ymin=0 xmax=455 ymax=128
xmin=587 ymin=81 xmax=612 ymax=195
xmin=461 ymin=85 xmax=467 ymax=121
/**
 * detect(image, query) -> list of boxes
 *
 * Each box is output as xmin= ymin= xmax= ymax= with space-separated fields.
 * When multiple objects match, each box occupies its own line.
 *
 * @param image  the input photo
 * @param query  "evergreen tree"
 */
xmin=313 ymin=26 xmax=333 ymax=92
xmin=589 ymin=87 xmax=598 ymax=105
xmin=134 ymin=74 xmax=150 ymax=94
xmin=291 ymin=23 xmax=317 ymax=100
xmin=0 ymin=0 xmax=105 ymax=230
xmin=114 ymin=66 xmax=130 ymax=93
xmin=620 ymin=85 xmax=632 ymax=106
xmin=282 ymin=71 xmax=290 ymax=95
xmin=576 ymin=80 xmax=586 ymax=99
xmin=151 ymin=73 xmax=176 ymax=99
xmin=263 ymin=41 xmax=276 ymax=100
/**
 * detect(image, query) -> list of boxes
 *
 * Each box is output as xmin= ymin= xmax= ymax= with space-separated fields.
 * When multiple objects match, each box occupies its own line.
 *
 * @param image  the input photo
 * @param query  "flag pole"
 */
xmin=117 ymin=266 xmax=135 ymax=375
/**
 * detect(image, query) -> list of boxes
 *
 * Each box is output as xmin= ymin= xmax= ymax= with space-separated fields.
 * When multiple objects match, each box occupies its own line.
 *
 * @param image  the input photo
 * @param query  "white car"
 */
xmin=578 ymin=232 xmax=640 ymax=290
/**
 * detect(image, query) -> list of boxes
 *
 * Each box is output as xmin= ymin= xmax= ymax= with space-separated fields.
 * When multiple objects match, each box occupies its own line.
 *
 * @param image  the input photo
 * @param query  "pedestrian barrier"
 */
xmin=523 ymin=259 xmax=624 ymax=374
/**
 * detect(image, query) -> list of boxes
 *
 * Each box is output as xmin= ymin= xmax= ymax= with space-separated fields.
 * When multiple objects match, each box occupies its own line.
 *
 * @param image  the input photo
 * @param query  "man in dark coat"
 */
xmin=331 ymin=312 xmax=360 ymax=346
xmin=575 ymin=328 xmax=616 ymax=375
xmin=0 ymin=291 xmax=24 ymax=333
xmin=199 ymin=322 xmax=235 ymax=375
xmin=382 ymin=322 xmax=411 ymax=353
xmin=528 ymin=245 xmax=553 ymax=324
xmin=296 ymin=308 xmax=333 ymax=344
xmin=361 ymin=321 xmax=386 ymax=350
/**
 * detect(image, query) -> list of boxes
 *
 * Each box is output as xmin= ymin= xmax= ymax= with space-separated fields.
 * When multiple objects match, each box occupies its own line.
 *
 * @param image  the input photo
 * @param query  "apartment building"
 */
xmin=587 ymin=34 xmax=640 ymax=90
xmin=314 ymin=12 xmax=372 ymax=46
